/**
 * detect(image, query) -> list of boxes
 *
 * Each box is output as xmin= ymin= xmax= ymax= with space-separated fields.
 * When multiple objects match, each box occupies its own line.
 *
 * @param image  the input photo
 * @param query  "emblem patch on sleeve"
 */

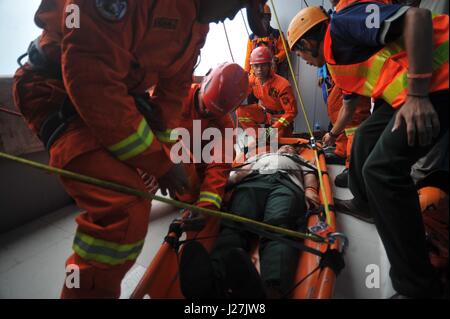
xmin=95 ymin=0 xmax=128 ymax=22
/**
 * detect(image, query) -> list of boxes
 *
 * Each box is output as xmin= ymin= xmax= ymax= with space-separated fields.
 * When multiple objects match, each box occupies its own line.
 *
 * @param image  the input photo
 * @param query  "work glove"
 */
xmin=157 ymin=163 xmax=189 ymax=198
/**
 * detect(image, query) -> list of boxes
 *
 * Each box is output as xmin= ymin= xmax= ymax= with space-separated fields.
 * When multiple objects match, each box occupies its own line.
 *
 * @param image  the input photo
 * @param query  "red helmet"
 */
xmin=250 ymin=46 xmax=273 ymax=65
xmin=200 ymin=63 xmax=249 ymax=117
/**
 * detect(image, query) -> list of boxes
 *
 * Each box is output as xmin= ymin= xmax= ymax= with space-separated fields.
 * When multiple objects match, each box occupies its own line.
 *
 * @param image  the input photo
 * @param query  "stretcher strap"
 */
xmin=221 ymin=219 xmax=325 ymax=257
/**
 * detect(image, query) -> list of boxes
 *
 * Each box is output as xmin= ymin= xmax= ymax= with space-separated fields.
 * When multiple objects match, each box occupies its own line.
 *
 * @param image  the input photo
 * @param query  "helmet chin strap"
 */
xmin=312 ymin=22 xmax=327 ymax=58
xmin=311 ymin=42 xmax=320 ymax=58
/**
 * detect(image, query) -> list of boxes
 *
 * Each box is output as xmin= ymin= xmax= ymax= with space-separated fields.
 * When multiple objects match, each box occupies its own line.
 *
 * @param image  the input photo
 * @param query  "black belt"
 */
xmin=260 ymin=106 xmax=284 ymax=116
xmin=38 ymin=97 xmax=78 ymax=151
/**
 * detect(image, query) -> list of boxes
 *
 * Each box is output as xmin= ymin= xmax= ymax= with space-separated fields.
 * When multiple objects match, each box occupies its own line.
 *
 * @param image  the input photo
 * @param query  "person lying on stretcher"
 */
xmin=179 ymin=144 xmax=320 ymax=299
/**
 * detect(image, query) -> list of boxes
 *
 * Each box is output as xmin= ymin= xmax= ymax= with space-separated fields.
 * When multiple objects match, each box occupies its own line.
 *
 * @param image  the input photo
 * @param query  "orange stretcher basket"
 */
xmin=130 ymin=138 xmax=341 ymax=299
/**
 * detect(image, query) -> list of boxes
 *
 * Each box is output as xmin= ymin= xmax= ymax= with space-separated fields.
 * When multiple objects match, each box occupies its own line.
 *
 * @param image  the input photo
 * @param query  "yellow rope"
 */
xmin=0 ymin=151 xmax=326 ymax=243
xmin=269 ymin=0 xmax=331 ymax=225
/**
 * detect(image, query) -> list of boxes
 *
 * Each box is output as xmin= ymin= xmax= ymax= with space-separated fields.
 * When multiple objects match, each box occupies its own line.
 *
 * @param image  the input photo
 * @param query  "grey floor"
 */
xmin=0 ymin=164 xmax=380 ymax=299
xmin=0 ymin=194 xmax=181 ymax=299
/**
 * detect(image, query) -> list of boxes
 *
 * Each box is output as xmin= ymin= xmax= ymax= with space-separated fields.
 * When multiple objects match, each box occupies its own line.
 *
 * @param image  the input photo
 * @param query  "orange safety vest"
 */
xmin=324 ymin=14 xmax=449 ymax=109
xmin=335 ymin=0 xmax=392 ymax=12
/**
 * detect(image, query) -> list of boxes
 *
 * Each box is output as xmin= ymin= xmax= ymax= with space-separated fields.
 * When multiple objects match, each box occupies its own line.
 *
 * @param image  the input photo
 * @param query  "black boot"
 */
xmin=334 ymin=198 xmax=374 ymax=224
xmin=179 ymin=241 xmax=224 ymax=299
xmin=335 ymin=168 xmax=349 ymax=188
xmin=223 ymin=248 xmax=266 ymax=299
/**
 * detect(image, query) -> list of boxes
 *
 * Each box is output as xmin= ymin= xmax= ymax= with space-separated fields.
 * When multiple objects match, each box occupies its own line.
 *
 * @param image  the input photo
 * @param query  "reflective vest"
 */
xmin=335 ymin=0 xmax=391 ymax=12
xmin=324 ymin=14 xmax=449 ymax=108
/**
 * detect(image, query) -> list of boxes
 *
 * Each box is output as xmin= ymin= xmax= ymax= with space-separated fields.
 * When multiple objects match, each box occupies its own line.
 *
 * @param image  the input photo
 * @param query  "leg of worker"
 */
xmin=348 ymin=102 xmax=395 ymax=208
xmin=210 ymin=183 xmax=267 ymax=280
xmin=363 ymin=96 xmax=449 ymax=297
xmin=259 ymin=175 xmax=306 ymax=296
xmin=334 ymin=133 xmax=348 ymax=159
xmin=57 ymin=148 xmax=151 ymax=298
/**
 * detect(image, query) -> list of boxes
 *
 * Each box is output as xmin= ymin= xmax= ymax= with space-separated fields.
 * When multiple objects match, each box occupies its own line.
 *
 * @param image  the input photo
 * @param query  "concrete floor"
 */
xmin=0 ymin=165 xmax=394 ymax=299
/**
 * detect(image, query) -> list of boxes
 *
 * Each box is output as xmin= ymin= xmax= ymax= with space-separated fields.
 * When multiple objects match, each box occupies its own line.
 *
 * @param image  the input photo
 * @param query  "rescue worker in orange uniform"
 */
xmin=173 ymin=63 xmax=249 ymax=231
xmin=288 ymin=3 xmax=448 ymax=298
xmin=317 ymin=66 xmax=371 ymax=187
xmin=237 ymin=46 xmax=298 ymax=138
xmin=244 ymin=4 xmax=288 ymax=76
xmin=12 ymin=0 xmax=269 ymax=298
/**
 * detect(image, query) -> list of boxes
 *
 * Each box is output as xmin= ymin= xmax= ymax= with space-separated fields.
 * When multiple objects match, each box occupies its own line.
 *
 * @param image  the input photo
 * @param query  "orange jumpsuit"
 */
xmin=13 ymin=0 xmax=209 ymax=298
xmin=175 ymin=84 xmax=235 ymax=212
xmin=244 ymin=27 xmax=287 ymax=74
xmin=237 ymin=73 xmax=298 ymax=137
xmin=326 ymin=84 xmax=371 ymax=167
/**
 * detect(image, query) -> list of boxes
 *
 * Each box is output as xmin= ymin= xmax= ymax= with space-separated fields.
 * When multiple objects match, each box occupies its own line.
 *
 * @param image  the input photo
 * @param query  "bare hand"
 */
xmin=322 ymin=132 xmax=336 ymax=147
xmin=392 ymin=96 xmax=440 ymax=147
xmin=157 ymin=163 xmax=189 ymax=198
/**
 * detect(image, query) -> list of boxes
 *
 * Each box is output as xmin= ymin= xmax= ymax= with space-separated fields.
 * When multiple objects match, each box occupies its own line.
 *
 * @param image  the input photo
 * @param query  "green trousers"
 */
xmin=211 ymin=172 xmax=306 ymax=295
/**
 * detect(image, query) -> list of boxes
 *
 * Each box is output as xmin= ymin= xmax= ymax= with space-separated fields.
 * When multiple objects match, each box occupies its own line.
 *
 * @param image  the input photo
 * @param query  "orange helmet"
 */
xmin=287 ymin=6 xmax=329 ymax=50
xmin=250 ymin=46 xmax=273 ymax=65
xmin=200 ymin=63 xmax=249 ymax=117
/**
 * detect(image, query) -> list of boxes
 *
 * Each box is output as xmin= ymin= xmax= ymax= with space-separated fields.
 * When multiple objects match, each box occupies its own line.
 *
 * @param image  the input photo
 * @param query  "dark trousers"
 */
xmin=211 ymin=173 xmax=306 ymax=295
xmin=349 ymin=92 xmax=449 ymax=297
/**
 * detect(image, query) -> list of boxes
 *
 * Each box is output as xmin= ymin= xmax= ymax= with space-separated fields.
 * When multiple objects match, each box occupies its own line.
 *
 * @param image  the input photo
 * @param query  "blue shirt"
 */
xmin=330 ymin=2 xmax=407 ymax=65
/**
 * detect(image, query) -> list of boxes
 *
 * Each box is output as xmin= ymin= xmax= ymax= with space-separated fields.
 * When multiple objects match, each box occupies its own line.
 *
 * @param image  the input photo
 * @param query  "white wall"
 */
xmin=270 ymin=0 xmax=332 ymax=133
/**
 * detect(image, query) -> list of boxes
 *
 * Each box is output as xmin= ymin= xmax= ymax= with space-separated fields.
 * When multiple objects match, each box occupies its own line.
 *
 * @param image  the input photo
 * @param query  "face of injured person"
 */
xmin=277 ymin=145 xmax=297 ymax=155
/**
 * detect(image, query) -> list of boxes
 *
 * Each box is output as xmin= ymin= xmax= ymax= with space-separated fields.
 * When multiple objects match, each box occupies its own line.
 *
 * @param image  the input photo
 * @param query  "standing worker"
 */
xmin=12 ymin=0 xmax=269 ymax=298
xmin=244 ymin=4 xmax=288 ymax=76
xmin=237 ymin=46 xmax=298 ymax=138
xmin=287 ymin=3 xmax=448 ymax=298
xmin=317 ymin=64 xmax=371 ymax=187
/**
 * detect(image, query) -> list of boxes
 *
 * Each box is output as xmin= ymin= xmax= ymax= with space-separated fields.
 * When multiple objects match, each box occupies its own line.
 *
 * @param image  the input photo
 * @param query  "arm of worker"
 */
xmin=391 ymin=7 xmax=438 ymax=147
xmin=61 ymin=1 xmax=187 ymax=196
xmin=322 ymin=94 xmax=360 ymax=146
xmin=271 ymin=85 xmax=298 ymax=136
xmin=182 ymin=116 xmax=235 ymax=231
xmin=274 ymin=31 xmax=288 ymax=63
xmin=196 ymin=115 xmax=236 ymax=210
xmin=244 ymin=38 xmax=253 ymax=73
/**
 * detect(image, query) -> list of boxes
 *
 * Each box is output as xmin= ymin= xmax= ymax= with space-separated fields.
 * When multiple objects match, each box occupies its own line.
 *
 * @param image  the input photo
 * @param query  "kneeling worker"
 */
xmin=237 ymin=46 xmax=298 ymax=138
xmin=175 ymin=63 xmax=250 ymax=230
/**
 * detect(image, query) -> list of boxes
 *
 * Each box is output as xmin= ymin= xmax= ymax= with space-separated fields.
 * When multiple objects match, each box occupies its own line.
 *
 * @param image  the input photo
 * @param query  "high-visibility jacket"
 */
xmin=244 ymin=27 xmax=287 ymax=73
xmin=324 ymin=13 xmax=449 ymax=109
xmin=248 ymin=73 xmax=298 ymax=137
xmin=335 ymin=0 xmax=392 ymax=12
xmin=175 ymin=84 xmax=235 ymax=210
xmin=14 ymin=0 xmax=209 ymax=178
xmin=326 ymin=83 xmax=371 ymax=162
xmin=236 ymin=103 xmax=267 ymax=130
